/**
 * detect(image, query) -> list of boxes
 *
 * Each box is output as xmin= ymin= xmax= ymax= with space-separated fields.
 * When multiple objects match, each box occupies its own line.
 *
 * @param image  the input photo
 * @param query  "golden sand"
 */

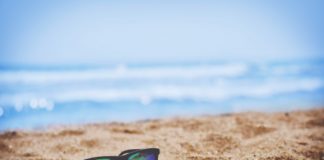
xmin=1 ymin=109 xmax=323 ymax=160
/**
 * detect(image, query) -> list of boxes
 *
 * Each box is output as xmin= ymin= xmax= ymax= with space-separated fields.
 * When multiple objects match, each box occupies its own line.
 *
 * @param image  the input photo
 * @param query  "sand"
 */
xmin=0 ymin=108 xmax=323 ymax=160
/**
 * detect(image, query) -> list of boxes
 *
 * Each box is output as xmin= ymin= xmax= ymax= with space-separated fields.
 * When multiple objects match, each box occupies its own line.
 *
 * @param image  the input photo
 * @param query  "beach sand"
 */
xmin=0 ymin=109 xmax=323 ymax=160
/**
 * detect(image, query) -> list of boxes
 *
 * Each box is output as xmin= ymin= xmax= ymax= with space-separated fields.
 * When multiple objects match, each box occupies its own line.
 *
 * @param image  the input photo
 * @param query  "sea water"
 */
xmin=0 ymin=60 xmax=323 ymax=130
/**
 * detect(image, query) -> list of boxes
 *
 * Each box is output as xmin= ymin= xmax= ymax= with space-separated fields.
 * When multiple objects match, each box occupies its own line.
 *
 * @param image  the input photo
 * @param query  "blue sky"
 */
xmin=0 ymin=0 xmax=323 ymax=65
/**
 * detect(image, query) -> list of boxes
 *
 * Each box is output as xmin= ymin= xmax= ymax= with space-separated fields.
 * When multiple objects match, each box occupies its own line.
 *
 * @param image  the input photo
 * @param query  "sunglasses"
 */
xmin=85 ymin=148 xmax=160 ymax=160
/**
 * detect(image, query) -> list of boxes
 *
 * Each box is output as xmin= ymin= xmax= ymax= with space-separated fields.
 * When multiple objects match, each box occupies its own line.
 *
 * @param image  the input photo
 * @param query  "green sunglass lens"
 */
xmin=128 ymin=152 xmax=156 ymax=160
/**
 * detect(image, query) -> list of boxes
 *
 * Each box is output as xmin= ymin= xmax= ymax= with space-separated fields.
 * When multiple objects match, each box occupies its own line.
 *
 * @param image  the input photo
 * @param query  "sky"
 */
xmin=0 ymin=0 xmax=323 ymax=65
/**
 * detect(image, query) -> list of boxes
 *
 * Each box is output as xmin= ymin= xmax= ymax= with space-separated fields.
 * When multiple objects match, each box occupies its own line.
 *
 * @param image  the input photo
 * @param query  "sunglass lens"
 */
xmin=128 ymin=152 xmax=156 ymax=160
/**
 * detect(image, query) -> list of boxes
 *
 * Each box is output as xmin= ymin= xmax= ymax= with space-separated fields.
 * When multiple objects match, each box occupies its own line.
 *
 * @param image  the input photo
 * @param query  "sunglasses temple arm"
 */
xmin=118 ymin=149 xmax=140 ymax=156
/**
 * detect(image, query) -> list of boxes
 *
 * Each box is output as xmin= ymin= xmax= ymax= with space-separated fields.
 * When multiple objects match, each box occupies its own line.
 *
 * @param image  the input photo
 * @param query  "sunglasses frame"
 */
xmin=85 ymin=148 xmax=160 ymax=160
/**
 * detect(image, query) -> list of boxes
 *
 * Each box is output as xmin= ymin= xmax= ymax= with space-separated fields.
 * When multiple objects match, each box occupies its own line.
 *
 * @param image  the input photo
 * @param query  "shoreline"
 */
xmin=1 ymin=108 xmax=323 ymax=159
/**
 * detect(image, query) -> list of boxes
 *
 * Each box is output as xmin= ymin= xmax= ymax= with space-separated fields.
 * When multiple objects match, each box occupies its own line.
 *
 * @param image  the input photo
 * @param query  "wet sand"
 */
xmin=1 ymin=108 xmax=323 ymax=160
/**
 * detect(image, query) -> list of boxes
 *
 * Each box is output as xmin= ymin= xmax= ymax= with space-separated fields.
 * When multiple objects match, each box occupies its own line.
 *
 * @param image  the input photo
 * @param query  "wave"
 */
xmin=0 ymin=77 xmax=322 ymax=112
xmin=0 ymin=62 xmax=323 ymax=114
xmin=0 ymin=63 xmax=248 ymax=84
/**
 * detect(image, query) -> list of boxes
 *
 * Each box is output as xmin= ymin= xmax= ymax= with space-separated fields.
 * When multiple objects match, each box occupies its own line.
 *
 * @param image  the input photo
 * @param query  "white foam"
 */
xmin=0 ymin=77 xmax=322 ymax=110
xmin=29 ymin=98 xmax=54 ymax=111
xmin=0 ymin=63 xmax=248 ymax=84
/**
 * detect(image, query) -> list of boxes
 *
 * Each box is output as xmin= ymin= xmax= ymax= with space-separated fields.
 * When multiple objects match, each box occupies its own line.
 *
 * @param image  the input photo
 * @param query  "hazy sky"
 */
xmin=1 ymin=0 xmax=323 ymax=65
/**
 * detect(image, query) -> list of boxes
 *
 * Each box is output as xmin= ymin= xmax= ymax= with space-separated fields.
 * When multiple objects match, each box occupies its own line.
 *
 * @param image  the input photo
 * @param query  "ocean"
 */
xmin=0 ymin=60 xmax=323 ymax=130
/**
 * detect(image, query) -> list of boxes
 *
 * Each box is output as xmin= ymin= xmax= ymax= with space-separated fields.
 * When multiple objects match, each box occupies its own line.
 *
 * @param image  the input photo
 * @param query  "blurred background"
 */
xmin=0 ymin=0 xmax=323 ymax=130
